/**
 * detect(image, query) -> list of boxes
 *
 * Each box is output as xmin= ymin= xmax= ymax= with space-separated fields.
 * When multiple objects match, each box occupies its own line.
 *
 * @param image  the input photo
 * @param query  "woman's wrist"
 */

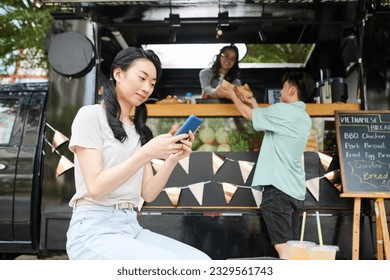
xmin=163 ymin=155 xmax=180 ymax=167
xmin=138 ymin=143 xmax=156 ymax=163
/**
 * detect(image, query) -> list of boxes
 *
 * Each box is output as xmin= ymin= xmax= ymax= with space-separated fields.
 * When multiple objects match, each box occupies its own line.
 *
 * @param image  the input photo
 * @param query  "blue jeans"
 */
xmin=261 ymin=185 xmax=303 ymax=245
xmin=66 ymin=205 xmax=211 ymax=260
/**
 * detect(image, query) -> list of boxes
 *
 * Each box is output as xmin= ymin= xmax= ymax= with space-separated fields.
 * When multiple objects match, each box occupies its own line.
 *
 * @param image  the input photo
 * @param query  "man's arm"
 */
xmin=223 ymin=91 xmax=257 ymax=121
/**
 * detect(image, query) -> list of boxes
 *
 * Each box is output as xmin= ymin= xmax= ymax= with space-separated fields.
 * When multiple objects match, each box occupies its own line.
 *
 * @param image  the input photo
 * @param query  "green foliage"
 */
xmin=149 ymin=117 xmax=264 ymax=152
xmin=191 ymin=135 xmax=202 ymax=150
xmin=154 ymin=118 xmax=176 ymax=135
xmin=228 ymin=121 xmax=264 ymax=152
xmin=202 ymin=117 xmax=225 ymax=131
xmin=242 ymin=44 xmax=314 ymax=63
xmin=0 ymin=0 xmax=56 ymax=73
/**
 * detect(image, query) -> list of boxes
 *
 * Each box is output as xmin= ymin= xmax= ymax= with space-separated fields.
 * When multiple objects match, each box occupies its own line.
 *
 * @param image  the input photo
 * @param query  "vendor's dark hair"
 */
xmin=282 ymin=71 xmax=315 ymax=102
xmin=211 ymin=44 xmax=240 ymax=82
xmin=103 ymin=47 xmax=162 ymax=145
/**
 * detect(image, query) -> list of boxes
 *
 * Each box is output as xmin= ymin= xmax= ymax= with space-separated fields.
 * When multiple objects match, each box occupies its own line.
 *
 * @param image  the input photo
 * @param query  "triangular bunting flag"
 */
xmin=188 ymin=182 xmax=205 ymax=206
xmin=46 ymin=123 xmax=69 ymax=152
xmin=212 ymin=153 xmax=227 ymax=175
xmin=151 ymin=158 xmax=165 ymax=172
xmin=165 ymin=187 xmax=181 ymax=206
xmin=324 ymin=169 xmax=342 ymax=192
xmin=251 ymin=187 xmax=263 ymax=208
xmin=178 ymin=156 xmax=190 ymax=174
xmin=52 ymin=130 xmax=69 ymax=152
xmin=222 ymin=182 xmax=238 ymax=204
xmin=237 ymin=160 xmax=255 ymax=183
xmin=137 ymin=197 xmax=145 ymax=211
xmin=56 ymin=156 xmax=74 ymax=177
xmin=317 ymin=152 xmax=333 ymax=172
xmin=306 ymin=177 xmax=320 ymax=201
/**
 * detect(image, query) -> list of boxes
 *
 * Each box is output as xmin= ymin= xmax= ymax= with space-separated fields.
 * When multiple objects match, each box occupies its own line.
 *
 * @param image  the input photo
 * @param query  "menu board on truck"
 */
xmin=335 ymin=110 xmax=390 ymax=194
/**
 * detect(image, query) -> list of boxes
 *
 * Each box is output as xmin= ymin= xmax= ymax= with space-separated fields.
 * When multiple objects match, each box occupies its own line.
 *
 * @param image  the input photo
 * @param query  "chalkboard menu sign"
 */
xmin=335 ymin=111 xmax=390 ymax=194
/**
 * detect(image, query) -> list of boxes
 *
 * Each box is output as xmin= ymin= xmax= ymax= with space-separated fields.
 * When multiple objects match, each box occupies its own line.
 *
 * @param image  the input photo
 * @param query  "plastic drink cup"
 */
xmin=287 ymin=240 xmax=316 ymax=260
xmin=308 ymin=245 xmax=339 ymax=260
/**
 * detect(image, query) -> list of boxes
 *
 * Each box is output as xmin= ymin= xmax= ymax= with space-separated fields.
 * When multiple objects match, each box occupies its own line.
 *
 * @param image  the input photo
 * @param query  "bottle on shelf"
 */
xmin=185 ymin=92 xmax=193 ymax=104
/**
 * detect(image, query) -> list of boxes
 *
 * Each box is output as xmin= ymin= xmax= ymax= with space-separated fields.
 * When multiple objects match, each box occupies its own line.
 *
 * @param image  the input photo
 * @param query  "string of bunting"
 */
xmin=149 ymin=152 xmax=259 ymax=210
xmin=305 ymin=152 xmax=342 ymax=201
xmin=137 ymin=180 xmax=263 ymax=211
xmin=44 ymin=122 xmax=342 ymax=207
xmin=44 ymin=137 xmax=74 ymax=177
xmin=44 ymin=123 xmax=73 ymax=177
xmin=148 ymin=152 xmax=343 ymax=210
xmin=152 ymin=152 xmax=255 ymax=183
xmin=211 ymin=153 xmax=255 ymax=183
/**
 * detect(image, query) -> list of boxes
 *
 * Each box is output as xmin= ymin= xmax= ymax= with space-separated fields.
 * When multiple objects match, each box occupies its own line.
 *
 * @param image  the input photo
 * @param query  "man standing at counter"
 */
xmin=221 ymin=71 xmax=315 ymax=259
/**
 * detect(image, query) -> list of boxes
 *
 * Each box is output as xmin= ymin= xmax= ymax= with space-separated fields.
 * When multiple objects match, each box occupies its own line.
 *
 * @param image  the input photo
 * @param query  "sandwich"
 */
xmin=221 ymin=79 xmax=235 ymax=90
xmin=234 ymin=83 xmax=253 ymax=98
xmin=221 ymin=80 xmax=253 ymax=98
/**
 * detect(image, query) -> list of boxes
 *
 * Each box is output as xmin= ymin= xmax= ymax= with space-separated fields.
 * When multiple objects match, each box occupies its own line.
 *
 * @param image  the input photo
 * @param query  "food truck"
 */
xmin=0 ymin=0 xmax=389 ymax=259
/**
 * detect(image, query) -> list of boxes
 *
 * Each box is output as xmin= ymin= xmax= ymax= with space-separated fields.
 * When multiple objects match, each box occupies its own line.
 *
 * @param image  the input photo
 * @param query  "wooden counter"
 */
xmin=146 ymin=103 xmax=361 ymax=117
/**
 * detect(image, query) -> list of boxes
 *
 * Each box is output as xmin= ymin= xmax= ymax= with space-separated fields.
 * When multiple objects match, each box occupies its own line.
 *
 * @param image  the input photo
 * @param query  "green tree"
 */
xmin=242 ymin=44 xmax=315 ymax=63
xmin=0 ymin=0 xmax=55 ymax=73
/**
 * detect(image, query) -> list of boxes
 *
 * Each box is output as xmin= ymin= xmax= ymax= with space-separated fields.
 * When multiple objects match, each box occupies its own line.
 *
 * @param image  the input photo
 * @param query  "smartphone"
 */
xmin=174 ymin=115 xmax=203 ymax=137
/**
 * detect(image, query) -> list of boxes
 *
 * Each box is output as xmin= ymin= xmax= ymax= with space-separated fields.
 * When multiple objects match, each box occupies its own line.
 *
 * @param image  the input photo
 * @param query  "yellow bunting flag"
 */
xmin=237 ymin=160 xmax=255 ymax=183
xmin=222 ymin=183 xmax=238 ymax=204
xmin=188 ymin=182 xmax=205 ymax=206
xmin=165 ymin=187 xmax=182 ymax=206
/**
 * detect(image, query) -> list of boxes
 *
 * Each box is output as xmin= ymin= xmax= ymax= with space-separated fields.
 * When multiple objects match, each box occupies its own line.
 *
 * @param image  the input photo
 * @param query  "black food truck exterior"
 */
xmin=1 ymin=0 xmax=389 ymax=259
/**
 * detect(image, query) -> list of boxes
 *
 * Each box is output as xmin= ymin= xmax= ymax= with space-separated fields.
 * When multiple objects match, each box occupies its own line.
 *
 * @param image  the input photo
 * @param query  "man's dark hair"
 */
xmin=282 ymin=72 xmax=315 ymax=102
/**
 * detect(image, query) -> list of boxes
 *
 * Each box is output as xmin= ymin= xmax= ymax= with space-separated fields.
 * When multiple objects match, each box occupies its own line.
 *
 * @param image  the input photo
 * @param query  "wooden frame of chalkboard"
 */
xmin=335 ymin=110 xmax=390 ymax=196
xmin=335 ymin=111 xmax=390 ymax=260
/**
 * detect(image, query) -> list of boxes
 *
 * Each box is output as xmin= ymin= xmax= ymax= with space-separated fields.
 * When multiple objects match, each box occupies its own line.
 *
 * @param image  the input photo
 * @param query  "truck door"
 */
xmin=0 ymin=93 xmax=28 ymax=241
